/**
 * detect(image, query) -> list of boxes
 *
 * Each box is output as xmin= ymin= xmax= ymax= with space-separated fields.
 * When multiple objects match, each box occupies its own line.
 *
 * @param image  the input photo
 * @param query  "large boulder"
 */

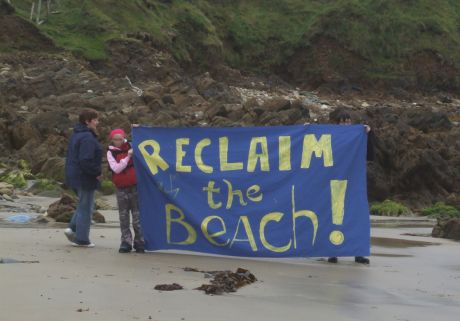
xmin=260 ymin=97 xmax=291 ymax=112
xmin=432 ymin=218 xmax=460 ymax=240
xmin=402 ymin=108 xmax=452 ymax=133
xmin=333 ymin=106 xmax=460 ymax=207
xmin=47 ymin=194 xmax=105 ymax=223
xmin=19 ymin=134 xmax=67 ymax=173
xmin=30 ymin=111 xmax=72 ymax=136
xmin=46 ymin=193 xmax=75 ymax=222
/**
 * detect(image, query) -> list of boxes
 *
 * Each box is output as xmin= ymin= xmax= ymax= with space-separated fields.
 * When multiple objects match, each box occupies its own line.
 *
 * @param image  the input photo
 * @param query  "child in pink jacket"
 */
xmin=107 ymin=128 xmax=144 ymax=253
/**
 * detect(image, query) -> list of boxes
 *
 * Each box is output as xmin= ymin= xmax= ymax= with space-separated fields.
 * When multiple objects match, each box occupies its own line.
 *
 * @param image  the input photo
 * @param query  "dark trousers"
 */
xmin=115 ymin=185 xmax=144 ymax=247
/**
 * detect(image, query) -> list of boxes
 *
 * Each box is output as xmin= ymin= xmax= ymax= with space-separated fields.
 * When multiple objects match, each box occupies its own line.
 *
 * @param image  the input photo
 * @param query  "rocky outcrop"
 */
xmin=0 ymin=39 xmax=459 ymax=210
xmin=46 ymin=194 xmax=105 ymax=223
xmin=432 ymin=218 xmax=460 ymax=241
xmin=330 ymin=104 xmax=460 ymax=208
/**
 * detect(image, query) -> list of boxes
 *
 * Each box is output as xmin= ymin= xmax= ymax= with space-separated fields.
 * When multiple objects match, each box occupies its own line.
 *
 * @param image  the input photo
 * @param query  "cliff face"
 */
xmin=4 ymin=0 xmax=460 ymax=91
xmin=1 ymin=43 xmax=459 ymax=209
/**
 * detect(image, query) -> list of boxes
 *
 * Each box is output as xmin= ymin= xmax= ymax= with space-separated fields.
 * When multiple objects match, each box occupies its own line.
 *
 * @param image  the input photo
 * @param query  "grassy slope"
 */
xmin=8 ymin=0 xmax=460 ymax=79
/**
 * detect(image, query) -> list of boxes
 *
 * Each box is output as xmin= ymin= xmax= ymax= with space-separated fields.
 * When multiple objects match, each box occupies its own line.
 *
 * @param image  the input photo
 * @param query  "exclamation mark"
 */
xmin=330 ymin=180 xmax=348 ymax=246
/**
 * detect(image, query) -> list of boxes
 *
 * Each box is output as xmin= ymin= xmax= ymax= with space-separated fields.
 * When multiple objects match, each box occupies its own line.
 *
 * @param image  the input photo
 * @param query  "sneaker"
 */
xmin=355 ymin=256 xmax=370 ymax=264
xmin=327 ymin=257 xmax=338 ymax=263
xmin=71 ymin=242 xmax=95 ymax=248
xmin=119 ymin=242 xmax=132 ymax=253
xmin=64 ymin=228 xmax=76 ymax=243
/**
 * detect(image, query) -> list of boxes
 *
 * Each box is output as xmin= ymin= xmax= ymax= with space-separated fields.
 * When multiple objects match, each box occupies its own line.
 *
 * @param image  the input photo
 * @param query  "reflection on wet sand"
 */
xmin=371 ymin=236 xmax=440 ymax=248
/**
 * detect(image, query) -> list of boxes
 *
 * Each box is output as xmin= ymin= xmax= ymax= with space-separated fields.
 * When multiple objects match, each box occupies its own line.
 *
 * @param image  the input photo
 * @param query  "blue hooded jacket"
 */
xmin=65 ymin=124 xmax=102 ymax=190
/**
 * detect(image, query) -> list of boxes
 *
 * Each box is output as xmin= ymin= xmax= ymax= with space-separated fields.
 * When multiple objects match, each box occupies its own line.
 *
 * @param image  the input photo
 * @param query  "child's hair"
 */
xmin=79 ymin=108 xmax=99 ymax=125
xmin=335 ymin=110 xmax=352 ymax=124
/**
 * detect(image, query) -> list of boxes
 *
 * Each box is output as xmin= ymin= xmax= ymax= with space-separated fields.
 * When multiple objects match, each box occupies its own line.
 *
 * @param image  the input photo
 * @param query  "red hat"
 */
xmin=109 ymin=128 xmax=126 ymax=139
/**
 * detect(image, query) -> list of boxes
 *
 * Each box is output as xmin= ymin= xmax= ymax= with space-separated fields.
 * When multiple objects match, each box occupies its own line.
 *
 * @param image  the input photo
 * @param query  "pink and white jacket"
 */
xmin=107 ymin=143 xmax=137 ymax=188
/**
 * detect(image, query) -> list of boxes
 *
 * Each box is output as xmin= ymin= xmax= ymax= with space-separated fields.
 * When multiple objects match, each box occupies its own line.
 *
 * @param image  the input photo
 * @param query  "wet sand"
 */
xmin=0 ymin=197 xmax=459 ymax=321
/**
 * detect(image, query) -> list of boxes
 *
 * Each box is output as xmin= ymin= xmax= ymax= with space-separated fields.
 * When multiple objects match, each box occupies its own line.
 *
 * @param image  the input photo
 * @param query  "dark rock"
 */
xmin=142 ymin=84 xmax=163 ymax=104
xmin=194 ymin=73 xmax=216 ymax=93
xmin=278 ymin=108 xmax=303 ymax=124
xmin=432 ymin=218 xmax=460 ymax=240
xmin=47 ymin=194 xmax=105 ymax=223
xmin=19 ymin=135 xmax=67 ymax=174
xmin=240 ymin=113 xmax=256 ymax=125
xmin=389 ymin=87 xmax=412 ymax=100
xmin=195 ymin=75 xmax=238 ymax=103
xmin=210 ymin=116 xmax=235 ymax=127
xmin=10 ymin=122 xmax=40 ymax=149
xmin=403 ymin=108 xmax=452 ymax=132
xmin=47 ymin=193 xmax=76 ymax=221
xmin=258 ymin=112 xmax=276 ymax=125
xmin=325 ymin=105 xmax=460 ymax=208
xmin=162 ymin=95 xmax=175 ymax=105
xmin=154 ymin=283 xmax=183 ymax=291
xmin=227 ymin=109 xmax=245 ymax=122
xmin=30 ymin=112 xmax=72 ymax=136
xmin=439 ymin=95 xmax=453 ymax=104
xmin=205 ymin=105 xmax=227 ymax=119
xmin=183 ymin=267 xmax=200 ymax=272
xmin=261 ymin=97 xmax=291 ymax=112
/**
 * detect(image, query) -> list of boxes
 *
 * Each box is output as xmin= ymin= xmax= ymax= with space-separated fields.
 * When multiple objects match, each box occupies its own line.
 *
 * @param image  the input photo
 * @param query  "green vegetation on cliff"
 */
xmin=370 ymin=200 xmax=412 ymax=217
xmin=6 ymin=0 xmax=460 ymax=85
xmin=422 ymin=202 xmax=460 ymax=219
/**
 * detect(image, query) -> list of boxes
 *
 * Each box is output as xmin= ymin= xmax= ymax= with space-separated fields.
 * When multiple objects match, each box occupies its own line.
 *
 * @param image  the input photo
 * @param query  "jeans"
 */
xmin=69 ymin=188 xmax=96 ymax=244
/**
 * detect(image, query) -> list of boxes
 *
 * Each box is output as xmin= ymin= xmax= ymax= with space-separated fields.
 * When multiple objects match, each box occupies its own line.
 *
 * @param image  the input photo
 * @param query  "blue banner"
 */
xmin=132 ymin=125 xmax=370 ymax=257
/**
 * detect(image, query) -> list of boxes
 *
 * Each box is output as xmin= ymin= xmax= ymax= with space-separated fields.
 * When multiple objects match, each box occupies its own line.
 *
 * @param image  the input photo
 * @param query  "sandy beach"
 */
xmin=0 ymin=196 xmax=459 ymax=321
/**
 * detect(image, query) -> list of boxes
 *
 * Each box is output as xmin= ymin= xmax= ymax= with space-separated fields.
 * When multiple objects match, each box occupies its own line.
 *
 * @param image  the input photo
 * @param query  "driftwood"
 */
xmin=125 ymin=76 xmax=144 ymax=97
